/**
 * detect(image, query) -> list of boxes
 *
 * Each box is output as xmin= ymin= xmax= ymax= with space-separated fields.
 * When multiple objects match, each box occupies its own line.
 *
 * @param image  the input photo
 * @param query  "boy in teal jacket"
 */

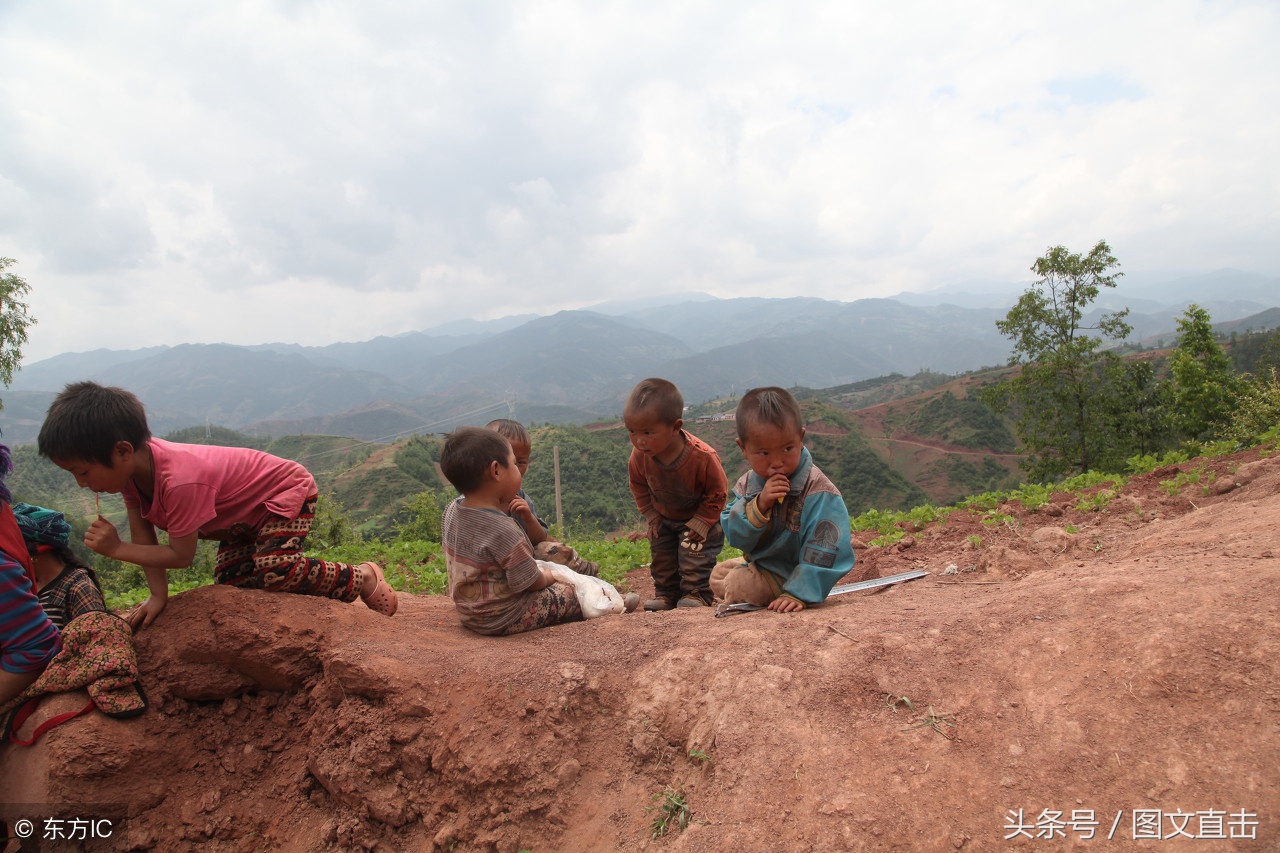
xmin=716 ymin=387 xmax=855 ymax=611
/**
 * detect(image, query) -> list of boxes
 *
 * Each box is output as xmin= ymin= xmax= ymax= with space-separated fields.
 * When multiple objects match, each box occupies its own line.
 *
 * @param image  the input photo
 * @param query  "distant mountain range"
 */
xmin=2 ymin=269 xmax=1276 ymax=446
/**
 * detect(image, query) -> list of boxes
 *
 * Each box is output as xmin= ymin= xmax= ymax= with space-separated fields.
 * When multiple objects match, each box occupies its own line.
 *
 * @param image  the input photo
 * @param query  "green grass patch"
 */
xmin=97 ymin=534 xmax=746 ymax=604
xmin=648 ymin=788 xmax=693 ymax=839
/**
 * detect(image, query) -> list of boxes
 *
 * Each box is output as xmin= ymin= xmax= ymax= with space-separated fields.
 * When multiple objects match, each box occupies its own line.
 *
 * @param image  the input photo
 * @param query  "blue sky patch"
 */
xmin=1046 ymin=72 xmax=1147 ymax=106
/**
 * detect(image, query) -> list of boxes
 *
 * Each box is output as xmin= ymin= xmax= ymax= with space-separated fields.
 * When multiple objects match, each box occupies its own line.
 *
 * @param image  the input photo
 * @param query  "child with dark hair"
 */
xmin=12 ymin=503 xmax=108 ymax=630
xmin=37 ymin=381 xmax=397 ymax=629
xmin=623 ymin=378 xmax=727 ymax=610
xmin=715 ymin=386 xmax=855 ymax=612
xmin=441 ymin=426 xmax=636 ymax=635
xmin=484 ymin=418 xmax=600 ymax=576
xmin=0 ymin=446 xmax=61 ymax=706
xmin=1 ymin=458 xmax=148 ymax=728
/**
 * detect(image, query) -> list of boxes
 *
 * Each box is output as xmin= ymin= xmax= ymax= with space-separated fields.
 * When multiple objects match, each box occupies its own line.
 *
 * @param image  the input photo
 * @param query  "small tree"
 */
xmin=309 ymin=493 xmax=364 ymax=549
xmin=396 ymin=489 xmax=446 ymax=543
xmin=0 ymin=257 xmax=38 ymax=406
xmin=1168 ymin=305 xmax=1241 ymax=442
xmin=982 ymin=241 xmax=1132 ymax=479
xmin=1226 ymin=368 xmax=1280 ymax=447
xmin=1104 ymin=358 xmax=1173 ymax=459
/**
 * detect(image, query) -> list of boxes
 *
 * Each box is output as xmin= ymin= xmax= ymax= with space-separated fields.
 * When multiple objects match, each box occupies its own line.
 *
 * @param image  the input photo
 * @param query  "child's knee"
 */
xmin=709 ymin=558 xmax=742 ymax=597
xmin=718 ymin=561 xmax=776 ymax=606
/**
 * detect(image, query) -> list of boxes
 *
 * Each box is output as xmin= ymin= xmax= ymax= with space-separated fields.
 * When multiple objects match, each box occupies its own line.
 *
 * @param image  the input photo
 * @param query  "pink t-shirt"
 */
xmin=122 ymin=438 xmax=316 ymax=540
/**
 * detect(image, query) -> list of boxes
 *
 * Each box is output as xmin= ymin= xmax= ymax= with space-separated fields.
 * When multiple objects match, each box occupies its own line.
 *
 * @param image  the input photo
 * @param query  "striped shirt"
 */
xmin=442 ymin=497 xmax=542 ymax=634
xmin=38 ymin=565 xmax=108 ymax=631
xmin=1 ymin=549 xmax=61 ymax=674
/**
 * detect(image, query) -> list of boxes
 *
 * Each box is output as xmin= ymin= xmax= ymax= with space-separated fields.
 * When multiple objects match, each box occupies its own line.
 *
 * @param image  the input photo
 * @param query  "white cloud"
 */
xmin=0 ymin=0 xmax=1276 ymax=363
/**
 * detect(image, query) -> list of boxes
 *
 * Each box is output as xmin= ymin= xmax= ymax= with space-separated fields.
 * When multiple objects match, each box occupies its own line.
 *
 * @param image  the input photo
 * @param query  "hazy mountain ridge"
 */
xmin=6 ymin=370 xmax=1008 ymax=540
xmin=3 ymin=271 xmax=1276 ymax=447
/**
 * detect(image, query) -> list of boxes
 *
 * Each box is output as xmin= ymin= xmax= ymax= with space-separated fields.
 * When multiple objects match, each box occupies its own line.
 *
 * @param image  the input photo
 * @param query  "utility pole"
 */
xmin=553 ymin=445 xmax=564 ymax=531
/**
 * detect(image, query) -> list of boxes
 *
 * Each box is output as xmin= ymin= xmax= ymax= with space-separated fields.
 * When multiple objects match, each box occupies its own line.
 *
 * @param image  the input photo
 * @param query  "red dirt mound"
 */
xmin=3 ymin=450 xmax=1278 ymax=852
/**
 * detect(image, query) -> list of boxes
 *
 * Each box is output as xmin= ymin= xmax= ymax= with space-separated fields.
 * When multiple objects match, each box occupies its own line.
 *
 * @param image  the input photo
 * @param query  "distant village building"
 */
xmin=695 ymin=413 xmax=735 ymax=423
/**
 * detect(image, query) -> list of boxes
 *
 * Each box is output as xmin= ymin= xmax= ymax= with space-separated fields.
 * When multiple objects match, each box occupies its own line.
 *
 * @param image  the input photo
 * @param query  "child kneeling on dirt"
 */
xmin=485 ymin=419 xmax=601 ymax=577
xmin=714 ymin=387 xmax=855 ymax=613
xmin=441 ymin=427 xmax=638 ymax=636
xmin=37 ymin=382 xmax=398 ymax=630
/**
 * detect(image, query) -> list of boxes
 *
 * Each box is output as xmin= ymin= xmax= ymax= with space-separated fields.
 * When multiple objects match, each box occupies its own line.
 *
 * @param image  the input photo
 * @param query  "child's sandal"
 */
xmin=360 ymin=562 xmax=398 ymax=616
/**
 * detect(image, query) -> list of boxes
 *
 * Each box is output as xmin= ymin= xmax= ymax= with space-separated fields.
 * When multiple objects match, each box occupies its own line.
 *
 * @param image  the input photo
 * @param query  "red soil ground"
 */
xmin=3 ymin=449 xmax=1278 ymax=852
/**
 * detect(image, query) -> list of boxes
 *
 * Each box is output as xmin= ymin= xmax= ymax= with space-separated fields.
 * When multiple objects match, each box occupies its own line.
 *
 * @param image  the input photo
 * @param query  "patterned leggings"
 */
xmin=491 ymin=584 xmax=584 ymax=636
xmin=213 ymin=497 xmax=362 ymax=602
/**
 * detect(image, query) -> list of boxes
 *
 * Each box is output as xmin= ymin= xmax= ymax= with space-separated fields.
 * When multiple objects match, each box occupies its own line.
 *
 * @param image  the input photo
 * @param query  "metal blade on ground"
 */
xmin=714 ymin=569 xmax=930 ymax=617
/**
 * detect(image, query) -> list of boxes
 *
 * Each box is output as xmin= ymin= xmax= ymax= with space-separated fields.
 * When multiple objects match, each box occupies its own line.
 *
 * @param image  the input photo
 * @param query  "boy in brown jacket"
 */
xmin=623 ymin=378 xmax=728 ymax=610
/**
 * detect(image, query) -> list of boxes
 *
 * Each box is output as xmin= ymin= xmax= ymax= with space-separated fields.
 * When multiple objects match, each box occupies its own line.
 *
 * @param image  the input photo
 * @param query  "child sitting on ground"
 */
xmin=715 ymin=386 xmax=855 ymax=612
xmin=0 ymin=445 xmax=61 ymax=707
xmin=37 ymin=382 xmax=397 ymax=630
xmin=3 ymin=498 xmax=148 ymax=733
xmin=623 ymin=378 xmax=728 ymax=610
xmin=440 ymin=426 xmax=638 ymax=636
xmin=484 ymin=418 xmax=601 ymax=577
xmin=12 ymin=502 xmax=108 ymax=630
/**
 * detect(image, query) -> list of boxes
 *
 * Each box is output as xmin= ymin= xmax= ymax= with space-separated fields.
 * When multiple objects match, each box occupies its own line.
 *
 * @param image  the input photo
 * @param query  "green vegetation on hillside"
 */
xmin=1228 ymin=326 xmax=1280 ymax=375
xmin=165 ymin=425 xmax=268 ymax=449
xmin=811 ymin=431 xmax=929 ymax=515
xmin=10 ymin=370 xmax=1277 ymax=611
xmin=981 ymin=241 xmax=1280 ymax=482
xmin=982 ymin=240 xmax=1131 ymax=480
xmin=795 ymin=371 xmax=953 ymax=410
xmin=520 ymin=424 xmax=637 ymax=535
xmin=6 ymin=247 xmax=1276 ymax=619
xmin=901 ymin=391 xmax=1016 ymax=452
xmin=393 ymin=434 xmax=444 ymax=487
xmin=927 ymin=455 xmax=1019 ymax=497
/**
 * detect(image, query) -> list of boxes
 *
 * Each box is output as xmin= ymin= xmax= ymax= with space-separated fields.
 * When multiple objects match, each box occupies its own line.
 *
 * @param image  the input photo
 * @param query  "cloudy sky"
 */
xmin=2 ymin=1 xmax=1277 ymax=363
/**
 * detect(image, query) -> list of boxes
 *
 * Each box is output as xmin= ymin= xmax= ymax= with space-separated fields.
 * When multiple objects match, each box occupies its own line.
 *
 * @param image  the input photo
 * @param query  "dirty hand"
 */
xmin=680 ymin=530 xmax=705 ymax=552
xmin=508 ymin=496 xmax=535 ymax=523
xmin=768 ymin=595 xmax=806 ymax=613
xmin=758 ymin=474 xmax=790 ymax=507
xmin=84 ymin=516 xmax=122 ymax=557
xmin=128 ymin=596 xmax=167 ymax=631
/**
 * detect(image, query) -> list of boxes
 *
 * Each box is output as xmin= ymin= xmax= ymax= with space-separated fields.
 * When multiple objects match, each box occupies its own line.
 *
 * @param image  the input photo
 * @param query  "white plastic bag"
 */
xmin=541 ymin=561 xmax=626 ymax=618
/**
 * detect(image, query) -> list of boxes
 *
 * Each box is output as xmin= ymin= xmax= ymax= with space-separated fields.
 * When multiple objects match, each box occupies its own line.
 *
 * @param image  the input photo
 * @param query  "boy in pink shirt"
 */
xmin=37 ymin=382 xmax=397 ymax=629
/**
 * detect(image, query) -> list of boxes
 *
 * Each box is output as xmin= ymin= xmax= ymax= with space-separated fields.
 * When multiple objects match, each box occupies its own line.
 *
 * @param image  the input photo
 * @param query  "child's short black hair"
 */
xmin=735 ymin=386 xmax=805 ymax=442
xmin=624 ymin=378 xmax=683 ymax=425
xmin=440 ymin=426 xmax=513 ymax=494
xmin=485 ymin=418 xmax=530 ymax=446
xmin=37 ymin=381 xmax=152 ymax=466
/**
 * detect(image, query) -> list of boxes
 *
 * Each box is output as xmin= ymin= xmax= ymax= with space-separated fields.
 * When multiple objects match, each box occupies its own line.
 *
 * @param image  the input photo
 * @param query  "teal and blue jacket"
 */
xmin=720 ymin=447 xmax=855 ymax=605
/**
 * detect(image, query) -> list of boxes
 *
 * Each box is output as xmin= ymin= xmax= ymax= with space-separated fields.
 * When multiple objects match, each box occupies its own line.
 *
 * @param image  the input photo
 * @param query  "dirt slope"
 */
xmin=2 ymin=450 xmax=1278 ymax=852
